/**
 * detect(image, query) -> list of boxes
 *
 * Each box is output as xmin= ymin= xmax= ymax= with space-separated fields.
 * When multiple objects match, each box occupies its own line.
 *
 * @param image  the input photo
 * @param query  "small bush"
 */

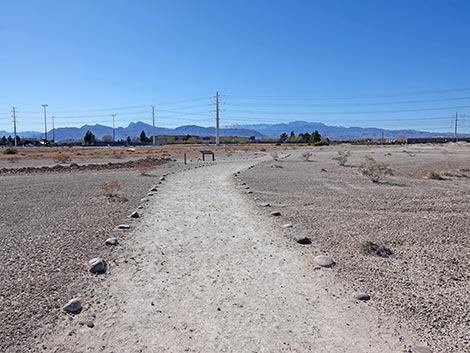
xmin=423 ymin=171 xmax=443 ymax=180
xmin=53 ymin=152 xmax=72 ymax=164
xmin=100 ymin=180 xmax=122 ymax=197
xmin=135 ymin=159 xmax=154 ymax=175
xmin=359 ymin=156 xmax=393 ymax=183
xmin=7 ymin=156 xmax=19 ymax=163
xmin=301 ymin=151 xmax=313 ymax=161
xmin=3 ymin=148 xmax=17 ymax=155
xmin=313 ymin=140 xmax=329 ymax=146
xmin=271 ymin=152 xmax=279 ymax=161
xmin=360 ymin=241 xmax=393 ymax=258
xmin=332 ymin=150 xmax=350 ymax=166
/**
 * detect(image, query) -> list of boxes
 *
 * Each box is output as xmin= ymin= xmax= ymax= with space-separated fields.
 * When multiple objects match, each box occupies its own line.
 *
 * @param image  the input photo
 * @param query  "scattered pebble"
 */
xmin=259 ymin=203 xmax=270 ymax=207
xmin=140 ymin=198 xmax=149 ymax=202
xmin=293 ymin=234 xmax=312 ymax=245
xmin=247 ymin=191 xmax=253 ymax=194
xmin=118 ymin=224 xmax=130 ymax=229
xmin=160 ymin=176 xmax=165 ymax=181
xmin=86 ymin=320 xmax=94 ymax=328
xmin=271 ymin=211 xmax=281 ymax=216
xmin=353 ymin=292 xmax=371 ymax=301
xmin=314 ymin=255 xmax=335 ymax=268
xmin=62 ymin=298 xmax=82 ymax=313
xmin=147 ymin=192 xmax=154 ymax=196
xmin=137 ymin=205 xmax=143 ymax=209
xmin=89 ymin=257 xmax=107 ymax=274
xmin=105 ymin=237 xmax=119 ymax=246
xmin=130 ymin=211 xmax=140 ymax=219
xmin=282 ymin=223 xmax=293 ymax=228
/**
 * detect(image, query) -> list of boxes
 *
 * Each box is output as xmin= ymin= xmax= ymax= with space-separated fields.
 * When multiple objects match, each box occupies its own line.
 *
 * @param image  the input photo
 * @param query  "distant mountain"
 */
xmin=9 ymin=121 xmax=264 ymax=141
xmin=7 ymin=120 xmax=455 ymax=142
xmin=232 ymin=121 xmax=450 ymax=139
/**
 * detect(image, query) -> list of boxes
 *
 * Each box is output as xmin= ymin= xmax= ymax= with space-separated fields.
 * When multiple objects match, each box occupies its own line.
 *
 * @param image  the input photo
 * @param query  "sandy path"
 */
xmin=49 ymin=160 xmax=400 ymax=352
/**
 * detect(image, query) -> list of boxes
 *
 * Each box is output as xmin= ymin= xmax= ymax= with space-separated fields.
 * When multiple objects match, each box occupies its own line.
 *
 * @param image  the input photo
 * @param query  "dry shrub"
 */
xmin=100 ymin=180 xmax=121 ymax=197
xmin=359 ymin=156 xmax=393 ymax=183
xmin=7 ymin=156 xmax=19 ymax=163
xmin=135 ymin=159 xmax=154 ymax=175
xmin=332 ymin=150 xmax=350 ymax=166
xmin=424 ymin=171 xmax=443 ymax=180
xmin=359 ymin=241 xmax=393 ymax=258
xmin=53 ymin=152 xmax=72 ymax=164
xmin=112 ymin=151 xmax=123 ymax=159
xmin=271 ymin=152 xmax=279 ymax=161
xmin=301 ymin=151 xmax=313 ymax=161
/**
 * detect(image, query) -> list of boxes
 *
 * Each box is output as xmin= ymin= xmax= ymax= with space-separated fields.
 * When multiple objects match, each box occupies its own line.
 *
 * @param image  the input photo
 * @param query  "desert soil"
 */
xmin=44 ymin=157 xmax=401 ymax=353
xmin=1 ymin=144 xmax=468 ymax=353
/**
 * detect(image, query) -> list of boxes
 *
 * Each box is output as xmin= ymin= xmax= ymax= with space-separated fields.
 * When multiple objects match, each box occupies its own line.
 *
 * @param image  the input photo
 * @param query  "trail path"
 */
xmin=49 ymin=160 xmax=399 ymax=353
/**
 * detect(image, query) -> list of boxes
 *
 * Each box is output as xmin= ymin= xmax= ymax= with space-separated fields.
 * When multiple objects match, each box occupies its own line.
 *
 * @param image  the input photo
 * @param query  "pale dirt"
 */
xmin=45 ymin=158 xmax=401 ymax=353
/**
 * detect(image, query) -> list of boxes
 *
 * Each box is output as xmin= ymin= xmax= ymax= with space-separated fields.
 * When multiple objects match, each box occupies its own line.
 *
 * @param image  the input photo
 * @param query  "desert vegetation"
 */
xmin=332 ymin=150 xmax=350 ymax=166
xmin=358 ymin=156 xmax=393 ymax=183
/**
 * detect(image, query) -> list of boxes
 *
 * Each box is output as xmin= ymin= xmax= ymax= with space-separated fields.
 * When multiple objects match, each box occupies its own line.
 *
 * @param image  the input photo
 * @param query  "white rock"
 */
xmin=314 ymin=255 xmax=335 ymax=268
xmin=105 ymin=237 xmax=119 ymax=246
xmin=271 ymin=211 xmax=281 ymax=216
xmin=89 ymin=257 xmax=107 ymax=274
xmin=282 ymin=223 xmax=293 ymax=228
xmin=130 ymin=211 xmax=140 ymax=218
xmin=63 ymin=298 xmax=82 ymax=313
xmin=118 ymin=224 xmax=130 ymax=229
xmin=353 ymin=292 xmax=370 ymax=301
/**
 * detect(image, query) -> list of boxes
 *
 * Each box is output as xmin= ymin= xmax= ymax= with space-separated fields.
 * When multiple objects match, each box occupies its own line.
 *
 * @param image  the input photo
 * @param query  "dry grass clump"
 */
xmin=53 ymin=152 xmax=72 ymax=164
xmin=100 ymin=180 xmax=122 ymax=197
xmin=359 ymin=241 xmax=393 ymax=258
xmin=423 ymin=171 xmax=443 ymax=180
xmin=271 ymin=152 xmax=279 ymax=161
xmin=332 ymin=150 xmax=350 ymax=166
xmin=359 ymin=156 xmax=393 ymax=183
xmin=301 ymin=151 xmax=313 ymax=161
xmin=7 ymin=156 xmax=19 ymax=163
xmin=135 ymin=159 xmax=154 ymax=176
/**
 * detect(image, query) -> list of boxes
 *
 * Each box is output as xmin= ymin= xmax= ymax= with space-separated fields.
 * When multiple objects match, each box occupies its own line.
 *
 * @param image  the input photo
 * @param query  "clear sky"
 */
xmin=1 ymin=0 xmax=470 ymax=132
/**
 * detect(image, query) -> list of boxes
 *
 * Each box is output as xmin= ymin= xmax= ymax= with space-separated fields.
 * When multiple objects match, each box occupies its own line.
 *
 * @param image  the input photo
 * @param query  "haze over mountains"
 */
xmin=2 ymin=120 xmax=450 ymax=142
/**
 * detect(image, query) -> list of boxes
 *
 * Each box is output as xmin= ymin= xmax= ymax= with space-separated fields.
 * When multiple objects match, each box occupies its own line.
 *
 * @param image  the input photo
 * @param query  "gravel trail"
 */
xmin=48 ymin=160 xmax=399 ymax=352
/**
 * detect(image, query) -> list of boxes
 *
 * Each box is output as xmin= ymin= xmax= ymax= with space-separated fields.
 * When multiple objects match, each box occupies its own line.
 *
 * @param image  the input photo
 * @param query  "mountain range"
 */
xmin=2 ymin=120 xmax=452 ymax=141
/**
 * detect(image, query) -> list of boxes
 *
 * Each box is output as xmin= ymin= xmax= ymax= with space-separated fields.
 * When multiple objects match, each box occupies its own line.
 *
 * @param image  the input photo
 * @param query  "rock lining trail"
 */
xmin=48 ymin=160 xmax=399 ymax=352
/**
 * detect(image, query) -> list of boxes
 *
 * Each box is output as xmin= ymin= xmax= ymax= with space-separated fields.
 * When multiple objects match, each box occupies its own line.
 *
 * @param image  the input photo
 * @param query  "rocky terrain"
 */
xmin=240 ymin=144 xmax=470 ymax=353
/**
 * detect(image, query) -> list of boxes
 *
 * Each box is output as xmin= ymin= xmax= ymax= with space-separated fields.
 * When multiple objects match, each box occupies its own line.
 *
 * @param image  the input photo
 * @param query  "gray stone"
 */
xmin=282 ymin=223 xmax=293 ymax=228
xmin=271 ymin=211 xmax=281 ymax=216
xmin=293 ymin=234 xmax=312 ymax=245
xmin=259 ymin=203 xmax=270 ymax=207
xmin=160 ymin=176 xmax=165 ymax=181
xmin=130 ymin=211 xmax=140 ymax=219
xmin=247 ymin=191 xmax=253 ymax=194
xmin=137 ymin=205 xmax=143 ymax=209
xmin=147 ymin=192 xmax=154 ymax=196
xmin=412 ymin=346 xmax=432 ymax=353
xmin=118 ymin=224 xmax=130 ymax=229
xmin=140 ymin=198 xmax=149 ymax=202
xmin=63 ymin=298 xmax=82 ymax=313
xmin=353 ymin=292 xmax=370 ymax=301
xmin=86 ymin=320 xmax=94 ymax=328
xmin=149 ymin=186 xmax=158 ymax=192
xmin=89 ymin=257 xmax=107 ymax=274
xmin=105 ymin=237 xmax=119 ymax=246
xmin=314 ymin=255 xmax=335 ymax=268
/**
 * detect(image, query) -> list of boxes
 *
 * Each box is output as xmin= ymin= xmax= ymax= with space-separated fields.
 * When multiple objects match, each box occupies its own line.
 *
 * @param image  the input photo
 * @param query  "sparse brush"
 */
xmin=7 ymin=156 xmax=19 ymax=163
xmin=423 ymin=171 xmax=443 ymax=180
xmin=301 ymin=151 xmax=313 ymax=161
xmin=359 ymin=156 xmax=393 ymax=183
xmin=271 ymin=152 xmax=279 ymax=161
xmin=53 ymin=152 xmax=72 ymax=164
xmin=100 ymin=180 xmax=122 ymax=197
xmin=3 ymin=148 xmax=17 ymax=155
xmin=135 ymin=159 xmax=154 ymax=175
xmin=359 ymin=241 xmax=393 ymax=258
xmin=332 ymin=150 xmax=350 ymax=166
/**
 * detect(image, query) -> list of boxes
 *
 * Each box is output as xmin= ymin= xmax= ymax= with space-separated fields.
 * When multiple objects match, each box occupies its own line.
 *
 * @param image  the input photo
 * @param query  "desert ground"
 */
xmin=0 ymin=144 xmax=468 ymax=353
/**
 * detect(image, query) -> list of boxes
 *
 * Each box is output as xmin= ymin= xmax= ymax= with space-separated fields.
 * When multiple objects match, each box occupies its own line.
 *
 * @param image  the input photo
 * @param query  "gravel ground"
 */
xmin=0 ymin=149 xmax=262 ymax=352
xmin=240 ymin=144 xmax=470 ymax=353
xmin=0 ymin=160 xmax=174 ymax=352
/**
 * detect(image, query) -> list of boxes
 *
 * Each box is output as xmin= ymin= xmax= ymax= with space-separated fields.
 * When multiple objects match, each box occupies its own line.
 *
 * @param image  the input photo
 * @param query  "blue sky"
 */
xmin=1 ymin=0 xmax=470 ymax=133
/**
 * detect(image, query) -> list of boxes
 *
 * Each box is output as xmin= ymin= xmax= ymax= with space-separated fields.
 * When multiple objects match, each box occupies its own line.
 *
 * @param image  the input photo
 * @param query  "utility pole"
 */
xmin=111 ymin=114 xmax=116 ymax=142
xmin=151 ymin=105 xmax=156 ymax=146
xmin=215 ymin=91 xmax=220 ymax=146
xmin=42 ymin=104 xmax=48 ymax=142
xmin=12 ymin=107 xmax=17 ymax=147
xmin=51 ymin=116 xmax=55 ymax=142
xmin=454 ymin=112 xmax=458 ymax=142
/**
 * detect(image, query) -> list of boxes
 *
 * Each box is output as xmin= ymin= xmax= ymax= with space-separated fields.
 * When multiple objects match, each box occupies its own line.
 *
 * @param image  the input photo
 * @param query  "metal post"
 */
xmin=42 ymin=104 xmax=48 ymax=141
xmin=215 ymin=91 xmax=220 ymax=146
